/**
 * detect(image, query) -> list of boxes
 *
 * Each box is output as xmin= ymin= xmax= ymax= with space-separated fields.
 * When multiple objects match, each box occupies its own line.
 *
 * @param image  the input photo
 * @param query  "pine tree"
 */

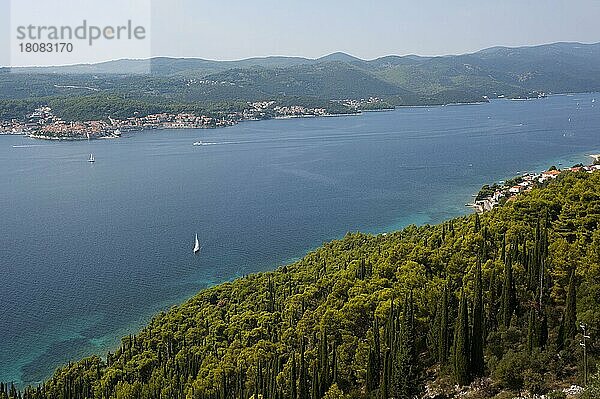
xmin=453 ymin=290 xmax=471 ymax=386
xmin=471 ymin=262 xmax=485 ymax=377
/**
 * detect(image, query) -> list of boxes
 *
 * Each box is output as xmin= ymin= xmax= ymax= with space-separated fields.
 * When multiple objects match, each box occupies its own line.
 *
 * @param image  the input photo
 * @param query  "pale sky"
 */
xmin=1 ymin=0 xmax=600 ymax=66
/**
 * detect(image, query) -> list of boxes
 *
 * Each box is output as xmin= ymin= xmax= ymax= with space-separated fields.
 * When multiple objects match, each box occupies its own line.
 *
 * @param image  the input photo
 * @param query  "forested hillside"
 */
xmin=4 ymin=171 xmax=600 ymax=399
xmin=2 ymin=42 xmax=600 ymax=122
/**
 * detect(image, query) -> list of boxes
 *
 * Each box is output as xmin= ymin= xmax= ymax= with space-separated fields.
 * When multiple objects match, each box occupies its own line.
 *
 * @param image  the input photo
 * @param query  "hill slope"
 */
xmin=2 ymin=42 xmax=600 ymax=118
xmin=8 ymin=171 xmax=600 ymax=399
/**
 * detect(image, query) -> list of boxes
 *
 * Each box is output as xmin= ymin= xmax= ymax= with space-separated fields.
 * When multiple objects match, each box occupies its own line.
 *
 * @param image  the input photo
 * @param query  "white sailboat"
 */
xmin=88 ymin=154 xmax=95 ymax=163
xmin=193 ymin=233 xmax=201 ymax=254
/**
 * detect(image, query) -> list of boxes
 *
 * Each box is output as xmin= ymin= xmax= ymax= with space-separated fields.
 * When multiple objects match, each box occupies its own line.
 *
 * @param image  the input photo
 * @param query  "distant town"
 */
xmin=470 ymin=157 xmax=600 ymax=213
xmin=0 ymin=97 xmax=389 ymax=140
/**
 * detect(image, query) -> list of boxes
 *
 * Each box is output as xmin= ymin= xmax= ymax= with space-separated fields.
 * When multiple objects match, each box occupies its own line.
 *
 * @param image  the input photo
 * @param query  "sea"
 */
xmin=0 ymin=93 xmax=599 ymax=386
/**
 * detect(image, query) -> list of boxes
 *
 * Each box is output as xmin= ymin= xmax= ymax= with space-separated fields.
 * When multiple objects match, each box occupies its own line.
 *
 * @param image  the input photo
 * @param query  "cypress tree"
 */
xmin=500 ymin=257 xmax=515 ymax=328
xmin=538 ymin=310 xmax=548 ymax=350
xmin=319 ymin=329 xmax=330 ymax=395
xmin=471 ymin=262 xmax=485 ymax=377
xmin=373 ymin=317 xmax=381 ymax=376
xmin=332 ymin=341 xmax=338 ymax=385
xmin=382 ymin=298 xmax=398 ymax=399
xmin=394 ymin=293 xmax=417 ymax=398
xmin=557 ymin=317 xmax=566 ymax=350
xmin=501 ymin=233 xmax=506 ymax=264
xmin=527 ymin=309 xmax=537 ymax=353
xmin=453 ymin=290 xmax=471 ymax=386
xmin=429 ymin=297 xmax=441 ymax=360
xmin=564 ymin=270 xmax=578 ymax=341
xmin=381 ymin=349 xmax=391 ymax=399
xmin=290 ymin=352 xmax=297 ymax=399
xmin=486 ymin=269 xmax=497 ymax=335
xmin=367 ymin=317 xmax=381 ymax=391
xmin=367 ymin=348 xmax=379 ymax=392
xmin=438 ymin=284 xmax=450 ymax=364
xmin=299 ymin=339 xmax=308 ymax=399
xmin=311 ymin=363 xmax=319 ymax=399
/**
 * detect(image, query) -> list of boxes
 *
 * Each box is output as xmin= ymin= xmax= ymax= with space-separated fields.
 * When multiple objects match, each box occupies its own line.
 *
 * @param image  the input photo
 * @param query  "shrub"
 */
xmin=492 ymin=351 xmax=530 ymax=391
xmin=580 ymin=370 xmax=600 ymax=399
xmin=523 ymin=369 xmax=546 ymax=395
xmin=546 ymin=390 xmax=566 ymax=399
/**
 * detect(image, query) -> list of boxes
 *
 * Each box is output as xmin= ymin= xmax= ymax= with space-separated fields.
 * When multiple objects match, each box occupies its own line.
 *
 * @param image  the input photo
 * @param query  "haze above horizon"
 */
xmin=1 ymin=0 xmax=600 ymax=66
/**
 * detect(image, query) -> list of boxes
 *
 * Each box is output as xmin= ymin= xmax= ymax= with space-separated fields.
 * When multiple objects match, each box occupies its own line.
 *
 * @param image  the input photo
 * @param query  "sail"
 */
xmin=193 ymin=234 xmax=201 ymax=253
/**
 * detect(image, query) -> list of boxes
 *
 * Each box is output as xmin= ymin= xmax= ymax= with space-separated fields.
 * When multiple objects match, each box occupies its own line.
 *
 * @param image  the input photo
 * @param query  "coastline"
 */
xmin=27 ymin=134 xmax=122 ymax=141
xmin=18 ymin=152 xmax=599 ymax=388
xmin=4 ymin=92 xmax=600 ymax=388
xmin=21 ymin=111 xmax=363 ymax=141
xmin=2 ymin=101 xmax=491 ymax=141
xmin=466 ymin=153 xmax=599 ymax=213
xmin=8 ymin=91 xmax=594 ymax=142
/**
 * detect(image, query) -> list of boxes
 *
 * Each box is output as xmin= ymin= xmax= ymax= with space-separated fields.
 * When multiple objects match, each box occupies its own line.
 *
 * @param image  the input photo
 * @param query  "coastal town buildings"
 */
xmin=0 ymin=100 xmax=369 ymax=140
xmin=470 ymin=163 xmax=600 ymax=213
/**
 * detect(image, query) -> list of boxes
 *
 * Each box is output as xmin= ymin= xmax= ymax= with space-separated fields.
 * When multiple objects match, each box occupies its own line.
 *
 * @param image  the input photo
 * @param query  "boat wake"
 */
xmin=193 ymin=141 xmax=242 ymax=146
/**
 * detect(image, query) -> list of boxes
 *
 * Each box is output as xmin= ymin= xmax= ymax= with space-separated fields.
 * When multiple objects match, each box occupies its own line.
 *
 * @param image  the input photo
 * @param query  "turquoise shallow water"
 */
xmin=0 ymin=94 xmax=599 ymax=386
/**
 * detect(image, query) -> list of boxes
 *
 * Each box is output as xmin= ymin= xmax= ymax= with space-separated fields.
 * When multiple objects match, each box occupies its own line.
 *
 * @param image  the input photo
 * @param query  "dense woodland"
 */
xmin=3 ymin=171 xmax=600 ymax=399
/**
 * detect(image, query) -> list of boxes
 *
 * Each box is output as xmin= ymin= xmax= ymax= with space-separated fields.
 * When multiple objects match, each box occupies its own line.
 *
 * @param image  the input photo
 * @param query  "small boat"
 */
xmin=193 ymin=233 xmax=201 ymax=254
xmin=193 ymin=141 xmax=204 ymax=146
xmin=88 ymin=154 xmax=95 ymax=163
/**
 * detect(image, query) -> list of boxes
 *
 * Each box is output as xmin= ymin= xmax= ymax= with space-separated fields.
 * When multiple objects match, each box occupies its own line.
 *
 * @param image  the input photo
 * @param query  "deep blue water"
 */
xmin=1 ymin=94 xmax=599 ymax=385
